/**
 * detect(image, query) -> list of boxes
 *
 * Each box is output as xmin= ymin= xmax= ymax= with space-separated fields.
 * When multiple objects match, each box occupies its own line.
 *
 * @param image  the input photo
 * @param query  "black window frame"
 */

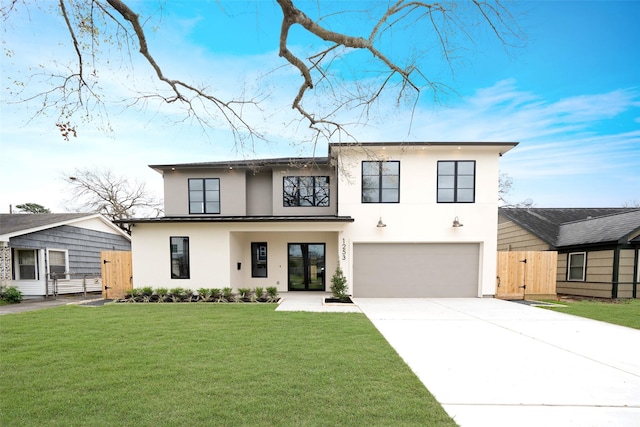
xmin=251 ymin=242 xmax=268 ymax=278
xmin=437 ymin=160 xmax=476 ymax=203
xmin=361 ymin=160 xmax=400 ymax=203
xmin=170 ymin=236 xmax=190 ymax=279
xmin=283 ymin=176 xmax=330 ymax=207
xmin=188 ymin=178 xmax=220 ymax=214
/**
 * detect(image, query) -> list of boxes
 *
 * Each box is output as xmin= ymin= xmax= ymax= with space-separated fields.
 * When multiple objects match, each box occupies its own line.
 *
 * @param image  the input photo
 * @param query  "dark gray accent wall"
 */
xmin=9 ymin=225 xmax=130 ymax=274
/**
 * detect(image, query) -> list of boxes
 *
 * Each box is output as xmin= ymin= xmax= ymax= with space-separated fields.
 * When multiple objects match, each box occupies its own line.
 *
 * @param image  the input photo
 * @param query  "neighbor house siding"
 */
xmin=497 ymin=220 xmax=550 ymax=251
xmin=557 ymin=250 xmax=616 ymax=298
xmin=10 ymin=225 xmax=130 ymax=274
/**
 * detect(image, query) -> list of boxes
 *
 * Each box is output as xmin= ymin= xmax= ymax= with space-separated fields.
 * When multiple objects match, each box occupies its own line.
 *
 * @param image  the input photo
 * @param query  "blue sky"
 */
xmin=1 ymin=0 xmax=638 ymax=213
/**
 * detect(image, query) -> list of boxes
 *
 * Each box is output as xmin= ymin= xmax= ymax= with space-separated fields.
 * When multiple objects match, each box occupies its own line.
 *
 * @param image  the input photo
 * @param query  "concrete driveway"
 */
xmin=354 ymin=298 xmax=640 ymax=427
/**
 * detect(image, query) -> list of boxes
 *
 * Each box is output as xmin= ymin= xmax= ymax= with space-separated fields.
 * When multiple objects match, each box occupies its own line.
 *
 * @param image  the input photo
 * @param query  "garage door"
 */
xmin=353 ymin=243 xmax=479 ymax=297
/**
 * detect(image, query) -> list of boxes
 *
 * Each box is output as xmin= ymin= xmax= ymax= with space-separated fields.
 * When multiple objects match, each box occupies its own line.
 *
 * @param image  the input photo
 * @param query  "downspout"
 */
xmin=611 ymin=246 xmax=620 ymax=299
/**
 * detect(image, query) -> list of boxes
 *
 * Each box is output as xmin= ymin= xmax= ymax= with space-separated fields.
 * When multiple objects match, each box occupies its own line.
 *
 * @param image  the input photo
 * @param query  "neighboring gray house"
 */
xmin=498 ymin=208 xmax=640 ymax=298
xmin=0 ymin=213 xmax=131 ymax=297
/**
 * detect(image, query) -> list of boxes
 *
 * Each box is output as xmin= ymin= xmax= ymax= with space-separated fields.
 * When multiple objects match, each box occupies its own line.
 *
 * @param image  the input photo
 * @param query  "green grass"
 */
xmin=0 ymin=304 xmax=456 ymax=426
xmin=542 ymin=298 xmax=640 ymax=329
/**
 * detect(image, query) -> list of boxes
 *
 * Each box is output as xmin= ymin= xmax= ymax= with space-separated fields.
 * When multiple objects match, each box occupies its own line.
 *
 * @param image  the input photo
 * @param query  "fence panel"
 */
xmin=496 ymin=251 xmax=557 ymax=300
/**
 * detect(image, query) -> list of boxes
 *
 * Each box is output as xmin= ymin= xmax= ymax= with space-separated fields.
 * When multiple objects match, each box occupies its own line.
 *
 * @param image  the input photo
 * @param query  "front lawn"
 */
xmin=542 ymin=298 xmax=640 ymax=329
xmin=0 ymin=304 xmax=456 ymax=426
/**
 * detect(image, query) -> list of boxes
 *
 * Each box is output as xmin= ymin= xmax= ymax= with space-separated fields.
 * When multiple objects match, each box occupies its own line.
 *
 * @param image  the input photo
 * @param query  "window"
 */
xmin=567 ymin=252 xmax=586 ymax=281
xmin=15 ymin=249 xmax=37 ymax=280
xmin=437 ymin=161 xmax=476 ymax=203
xmin=362 ymin=161 xmax=400 ymax=203
xmin=283 ymin=176 xmax=330 ymax=207
xmin=170 ymin=237 xmax=190 ymax=279
xmin=189 ymin=178 xmax=220 ymax=214
xmin=48 ymin=249 xmax=68 ymax=280
xmin=251 ymin=242 xmax=268 ymax=278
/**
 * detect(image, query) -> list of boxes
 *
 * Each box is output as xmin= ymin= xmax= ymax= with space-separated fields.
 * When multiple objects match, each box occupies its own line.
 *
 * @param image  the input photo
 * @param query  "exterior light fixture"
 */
xmin=377 ymin=217 xmax=387 ymax=228
xmin=452 ymin=216 xmax=463 ymax=227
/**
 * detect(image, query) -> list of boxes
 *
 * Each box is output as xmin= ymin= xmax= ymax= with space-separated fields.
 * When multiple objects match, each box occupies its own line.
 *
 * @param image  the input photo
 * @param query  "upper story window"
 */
xmin=362 ymin=161 xmax=400 ymax=203
xmin=567 ymin=252 xmax=586 ymax=281
xmin=283 ymin=176 xmax=330 ymax=207
xmin=437 ymin=161 xmax=475 ymax=203
xmin=189 ymin=178 xmax=220 ymax=214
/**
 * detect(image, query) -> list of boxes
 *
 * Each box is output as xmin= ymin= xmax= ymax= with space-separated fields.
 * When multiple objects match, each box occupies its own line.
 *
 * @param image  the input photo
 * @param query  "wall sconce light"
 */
xmin=376 ymin=217 xmax=387 ymax=228
xmin=452 ymin=216 xmax=463 ymax=227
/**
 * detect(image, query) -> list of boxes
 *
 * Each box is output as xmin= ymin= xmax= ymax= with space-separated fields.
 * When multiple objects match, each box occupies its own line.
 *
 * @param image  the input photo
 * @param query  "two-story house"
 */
xmin=126 ymin=142 xmax=517 ymax=297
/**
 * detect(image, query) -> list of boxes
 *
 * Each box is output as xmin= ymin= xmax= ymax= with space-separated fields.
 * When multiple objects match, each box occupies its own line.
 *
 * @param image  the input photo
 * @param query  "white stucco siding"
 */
xmin=131 ymin=223 xmax=232 ymax=289
xmin=131 ymin=222 xmax=343 ymax=292
xmin=335 ymin=145 xmax=501 ymax=297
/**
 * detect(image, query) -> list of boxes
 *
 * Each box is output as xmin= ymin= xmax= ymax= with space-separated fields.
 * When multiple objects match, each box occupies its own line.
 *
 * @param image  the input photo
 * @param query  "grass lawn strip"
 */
xmin=0 ymin=304 xmax=456 ymax=426
xmin=541 ymin=298 xmax=640 ymax=329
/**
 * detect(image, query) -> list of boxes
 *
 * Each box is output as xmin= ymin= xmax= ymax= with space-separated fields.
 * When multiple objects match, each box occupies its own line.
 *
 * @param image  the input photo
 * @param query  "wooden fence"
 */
xmin=100 ymin=251 xmax=133 ymax=300
xmin=496 ymin=251 xmax=557 ymax=300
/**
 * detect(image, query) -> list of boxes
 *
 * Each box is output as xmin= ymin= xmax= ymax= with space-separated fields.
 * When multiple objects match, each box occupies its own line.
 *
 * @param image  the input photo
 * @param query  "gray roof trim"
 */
xmin=0 ymin=213 xmax=131 ymax=241
xmin=120 ymin=215 xmax=355 ymax=224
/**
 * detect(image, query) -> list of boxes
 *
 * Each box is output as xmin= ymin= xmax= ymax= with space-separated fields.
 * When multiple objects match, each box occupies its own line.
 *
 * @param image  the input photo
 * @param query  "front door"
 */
xmin=288 ymin=243 xmax=325 ymax=291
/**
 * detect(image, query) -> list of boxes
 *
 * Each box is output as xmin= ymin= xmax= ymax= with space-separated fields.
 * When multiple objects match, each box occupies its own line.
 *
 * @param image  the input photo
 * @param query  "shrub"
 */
xmin=253 ymin=287 xmax=265 ymax=301
xmin=222 ymin=287 xmax=233 ymax=301
xmin=155 ymin=288 xmax=168 ymax=302
xmin=0 ymin=286 xmax=23 ymax=304
xmin=330 ymin=263 xmax=349 ymax=301
xmin=266 ymin=286 xmax=279 ymax=302
xmin=197 ymin=288 xmax=212 ymax=302
xmin=237 ymin=288 xmax=251 ymax=298
xmin=169 ymin=288 xmax=186 ymax=302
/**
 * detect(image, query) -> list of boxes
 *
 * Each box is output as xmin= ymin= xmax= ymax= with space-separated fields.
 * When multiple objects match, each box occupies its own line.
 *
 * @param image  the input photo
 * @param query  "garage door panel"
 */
xmin=353 ymin=243 xmax=479 ymax=297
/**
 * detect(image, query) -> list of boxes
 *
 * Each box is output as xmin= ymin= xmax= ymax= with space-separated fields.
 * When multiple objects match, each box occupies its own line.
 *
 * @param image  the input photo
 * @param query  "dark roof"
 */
xmin=150 ymin=157 xmax=330 ymax=172
xmin=0 ymin=213 xmax=94 ymax=236
xmin=557 ymin=210 xmax=640 ymax=247
xmin=499 ymin=208 xmax=640 ymax=248
xmin=120 ymin=215 xmax=354 ymax=224
xmin=150 ymin=142 xmax=518 ymax=172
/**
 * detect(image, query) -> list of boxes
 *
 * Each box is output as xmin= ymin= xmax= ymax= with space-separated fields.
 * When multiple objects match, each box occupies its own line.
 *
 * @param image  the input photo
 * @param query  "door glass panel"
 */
xmin=288 ymin=243 xmax=325 ymax=291
xmin=288 ymin=244 xmax=306 ymax=290
xmin=307 ymin=244 xmax=325 ymax=290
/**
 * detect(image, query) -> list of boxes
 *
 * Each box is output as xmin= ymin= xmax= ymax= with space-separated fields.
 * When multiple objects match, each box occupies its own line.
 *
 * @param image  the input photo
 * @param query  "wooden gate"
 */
xmin=496 ymin=251 xmax=557 ymax=300
xmin=101 ymin=251 xmax=133 ymax=300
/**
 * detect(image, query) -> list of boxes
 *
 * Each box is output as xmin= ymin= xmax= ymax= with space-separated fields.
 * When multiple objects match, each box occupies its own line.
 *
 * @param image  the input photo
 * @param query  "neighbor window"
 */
xmin=47 ymin=249 xmax=69 ymax=280
xmin=362 ymin=161 xmax=400 ymax=203
xmin=251 ymin=242 xmax=268 ymax=278
xmin=567 ymin=252 xmax=586 ymax=281
xmin=189 ymin=178 xmax=220 ymax=214
xmin=437 ymin=161 xmax=476 ymax=203
xmin=170 ymin=237 xmax=190 ymax=279
xmin=283 ymin=176 xmax=330 ymax=207
xmin=15 ymin=249 xmax=37 ymax=280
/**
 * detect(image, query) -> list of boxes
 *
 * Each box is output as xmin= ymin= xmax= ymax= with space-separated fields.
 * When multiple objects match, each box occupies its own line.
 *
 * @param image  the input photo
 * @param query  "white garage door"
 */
xmin=353 ymin=243 xmax=479 ymax=297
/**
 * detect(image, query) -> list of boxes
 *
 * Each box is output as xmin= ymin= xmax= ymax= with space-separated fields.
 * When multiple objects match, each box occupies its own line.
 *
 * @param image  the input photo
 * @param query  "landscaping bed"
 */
xmin=118 ymin=286 xmax=280 ymax=303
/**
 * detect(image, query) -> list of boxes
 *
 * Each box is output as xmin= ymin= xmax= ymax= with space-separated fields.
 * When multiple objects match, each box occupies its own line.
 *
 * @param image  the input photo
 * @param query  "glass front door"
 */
xmin=288 ymin=243 xmax=325 ymax=291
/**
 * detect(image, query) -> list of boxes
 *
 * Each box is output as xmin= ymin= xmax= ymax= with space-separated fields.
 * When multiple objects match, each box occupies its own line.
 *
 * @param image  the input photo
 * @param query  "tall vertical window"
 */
xmin=170 ymin=237 xmax=190 ymax=279
xmin=362 ymin=161 xmax=400 ymax=203
xmin=283 ymin=176 xmax=330 ymax=207
xmin=15 ymin=249 xmax=37 ymax=280
xmin=251 ymin=242 xmax=268 ymax=278
xmin=189 ymin=178 xmax=220 ymax=214
xmin=48 ymin=249 xmax=68 ymax=280
xmin=437 ymin=161 xmax=476 ymax=203
xmin=567 ymin=252 xmax=586 ymax=281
